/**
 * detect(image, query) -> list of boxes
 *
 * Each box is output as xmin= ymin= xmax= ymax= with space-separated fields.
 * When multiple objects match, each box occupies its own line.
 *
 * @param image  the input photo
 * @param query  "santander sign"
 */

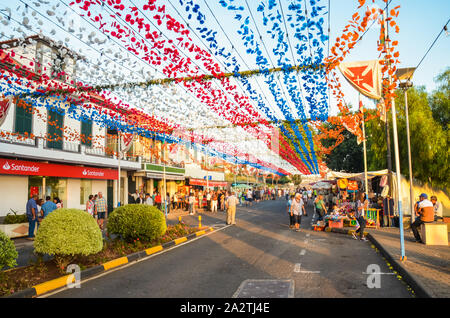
xmin=0 ymin=159 xmax=116 ymax=180
xmin=3 ymin=161 xmax=40 ymax=173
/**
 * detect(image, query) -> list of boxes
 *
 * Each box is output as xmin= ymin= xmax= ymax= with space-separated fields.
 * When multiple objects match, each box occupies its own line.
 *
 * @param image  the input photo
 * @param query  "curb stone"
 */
xmin=5 ymin=227 xmax=214 ymax=298
xmin=322 ymin=226 xmax=432 ymax=298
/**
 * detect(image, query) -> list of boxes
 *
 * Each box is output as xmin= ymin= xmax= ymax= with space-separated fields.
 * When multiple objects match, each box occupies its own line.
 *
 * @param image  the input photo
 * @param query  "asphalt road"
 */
xmin=46 ymin=198 xmax=413 ymax=298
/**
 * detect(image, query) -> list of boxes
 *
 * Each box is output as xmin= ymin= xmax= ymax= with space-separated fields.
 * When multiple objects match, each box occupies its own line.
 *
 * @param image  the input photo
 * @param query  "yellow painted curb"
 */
xmin=102 ymin=256 xmax=128 ymax=271
xmin=145 ymin=245 xmax=163 ymax=255
xmin=34 ymin=274 xmax=74 ymax=296
xmin=174 ymin=237 xmax=188 ymax=245
xmin=195 ymin=230 xmax=206 ymax=236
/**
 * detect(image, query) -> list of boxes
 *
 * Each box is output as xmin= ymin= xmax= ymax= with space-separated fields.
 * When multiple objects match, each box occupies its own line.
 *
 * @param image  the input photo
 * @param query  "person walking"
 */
xmin=26 ymin=194 xmax=39 ymax=240
xmin=352 ymin=193 xmax=368 ymax=241
xmin=286 ymin=194 xmax=295 ymax=229
xmin=314 ymin=194 xmax=327 ymax=223
xmin=411 ymin=193 xmax=435 ymax=243
xmin=291 ymin=193 xmax=307 ymax=232
xmin=95 ymin=192 xmax=107 ymax=230
xmin=225 ymin=191 xmax=239 ymax=225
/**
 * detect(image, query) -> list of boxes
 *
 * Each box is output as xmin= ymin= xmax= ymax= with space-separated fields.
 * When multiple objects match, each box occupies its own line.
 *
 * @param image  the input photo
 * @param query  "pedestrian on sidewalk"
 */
xmin=291 ymin=193 xmax=306 ymax=232
xmin=95 ymin=192 xmax=107 ymax=230
xmin=353 ymin=193 xmax=368 ymax=241
xmin=411 ymin=193 xmax=434 ymax=243
xmin=225 ymin=191 xmax=239 ymax=225
xmin=26 ymin=194 xmax=39 ymax=240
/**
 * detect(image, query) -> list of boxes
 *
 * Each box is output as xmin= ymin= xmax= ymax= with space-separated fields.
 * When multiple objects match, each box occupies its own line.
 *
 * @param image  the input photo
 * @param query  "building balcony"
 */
xmin=0 ymin=132 xmax=141 ymax=170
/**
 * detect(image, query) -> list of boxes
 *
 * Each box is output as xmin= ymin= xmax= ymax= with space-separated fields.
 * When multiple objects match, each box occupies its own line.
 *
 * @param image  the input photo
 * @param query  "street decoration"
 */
xmin=0 ymin=0 xmax=402 ymax=177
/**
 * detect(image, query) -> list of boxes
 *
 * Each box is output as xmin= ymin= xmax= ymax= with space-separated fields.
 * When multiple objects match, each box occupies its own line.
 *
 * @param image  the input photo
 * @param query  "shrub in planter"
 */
xmin=3 ymin=210 xmax=28 ymax=224
xmin=107 ymin=204 xmax=167 ymax=242
xmin=0 ymin=230 xmax=18 ymax=269
xmin=34 ymin=209 xmax=103 ymax=267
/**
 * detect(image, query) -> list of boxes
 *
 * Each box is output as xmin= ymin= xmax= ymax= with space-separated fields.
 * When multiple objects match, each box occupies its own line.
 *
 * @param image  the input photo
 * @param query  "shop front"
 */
xmin=187 ymin=178 xmax=228 ymax=190
xmin=0 ymin=158 xmax=118 ymax=216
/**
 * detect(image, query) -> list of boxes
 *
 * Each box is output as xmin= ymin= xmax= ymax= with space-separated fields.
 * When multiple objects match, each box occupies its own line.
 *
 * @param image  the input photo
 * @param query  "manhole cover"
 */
xmin=232 ymin=280 xmax=294 ymax=298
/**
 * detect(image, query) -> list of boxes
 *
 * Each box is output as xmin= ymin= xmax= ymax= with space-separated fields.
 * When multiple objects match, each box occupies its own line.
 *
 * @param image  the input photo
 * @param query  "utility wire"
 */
xmin=408 ymin=17 xmax=450 ymax=81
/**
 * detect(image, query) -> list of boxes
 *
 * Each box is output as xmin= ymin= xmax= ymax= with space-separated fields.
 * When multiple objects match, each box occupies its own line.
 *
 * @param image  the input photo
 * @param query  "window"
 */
xmin=80 ymin=118 xmax=93 ymax=147
xmin=14 ymin=99 xmax=32 ymax=135
xmin=47 ymin=107 xmax=64 ymax=150
xmin=28 ymin=176 xmax=67 ymax=205
xmin=80 ymin=179 xmax=92 ymax=205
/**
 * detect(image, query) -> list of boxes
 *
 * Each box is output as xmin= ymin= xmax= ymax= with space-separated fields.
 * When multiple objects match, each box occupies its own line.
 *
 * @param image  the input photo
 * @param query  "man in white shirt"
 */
xmin=291 ymin=193 xmax=306 ymax=232
xmin=246 ymin=189 xmax=253 ymax=206
xmin=226 ymin=191 xmax=239 ymax=225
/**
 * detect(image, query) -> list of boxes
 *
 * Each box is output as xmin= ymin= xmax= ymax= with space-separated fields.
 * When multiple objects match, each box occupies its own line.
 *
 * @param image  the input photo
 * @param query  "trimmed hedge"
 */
xmin=107 ymin=204 xmax=167 ymax=242
xmin=34 ymin=209 xmax=103 ymax=256
xmin=0 ymin=230 xmax=18 ymax=269
xmin=3 ymin=212 xmax=28 ymax=224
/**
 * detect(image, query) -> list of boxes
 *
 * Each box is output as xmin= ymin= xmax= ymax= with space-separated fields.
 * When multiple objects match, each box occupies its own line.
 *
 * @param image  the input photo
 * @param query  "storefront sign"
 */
xmin=146 ymin=172 xmax=185 ymax=181
xmin=189 ymin=178 xmax=227 ymax=187
xmin=0 ymin=158 xmax=118 ymax=180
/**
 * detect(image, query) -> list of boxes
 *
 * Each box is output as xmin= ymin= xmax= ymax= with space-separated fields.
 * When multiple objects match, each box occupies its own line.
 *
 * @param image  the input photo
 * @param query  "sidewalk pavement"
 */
xmin=366 ymin=227 xmax=450 ymax=298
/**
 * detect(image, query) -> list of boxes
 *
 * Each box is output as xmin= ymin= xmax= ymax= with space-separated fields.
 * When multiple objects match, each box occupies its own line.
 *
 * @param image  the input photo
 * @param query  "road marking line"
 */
xmin=293 ymin=263 xmax=321 ymax=274
xmin=300 ymin=249 xmax=306 ymax=256
xmin=362 ymin=272 xmax=396 ymax=275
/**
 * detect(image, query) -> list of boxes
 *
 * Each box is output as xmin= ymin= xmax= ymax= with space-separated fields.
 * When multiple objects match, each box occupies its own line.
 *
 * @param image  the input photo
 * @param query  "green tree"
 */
xmin=429 ymin=67 xmax=450 ymax=130
xmin=320 ymin=122 xmax=364 ymax=173
xmin=365 ymin=76 xmax=449 ymax=189
xmin=290 ymin=174 xmax=302 ymax=185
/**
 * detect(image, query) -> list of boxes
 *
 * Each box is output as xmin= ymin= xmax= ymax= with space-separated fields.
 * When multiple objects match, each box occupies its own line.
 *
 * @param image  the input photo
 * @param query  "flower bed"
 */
xmin=0 ymin=222 xmax=199 ymax=297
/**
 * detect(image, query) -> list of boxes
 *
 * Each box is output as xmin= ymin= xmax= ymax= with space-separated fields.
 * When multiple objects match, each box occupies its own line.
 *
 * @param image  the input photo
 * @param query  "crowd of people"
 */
xmin=25 ymin=191 xmax=108 ymax=240
xmin=128 ymin=187 xmax=280 ymax=215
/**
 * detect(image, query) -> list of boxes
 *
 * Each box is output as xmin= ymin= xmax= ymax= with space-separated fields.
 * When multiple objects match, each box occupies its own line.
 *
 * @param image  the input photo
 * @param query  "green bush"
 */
xmin=3 ymin=210 xmax=28 ymax=224
xmin=107 ymin=204 xmax=167 ymax=242
xmin=0 ymin=230 xmax=18 ymax=269
xmin=34 ymin=208 xmax=103 ymax=257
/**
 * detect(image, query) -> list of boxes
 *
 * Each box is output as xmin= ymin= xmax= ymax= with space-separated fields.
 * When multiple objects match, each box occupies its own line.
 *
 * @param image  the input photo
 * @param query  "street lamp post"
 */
xmin=399 ymin=80 xmax=415 ymax=227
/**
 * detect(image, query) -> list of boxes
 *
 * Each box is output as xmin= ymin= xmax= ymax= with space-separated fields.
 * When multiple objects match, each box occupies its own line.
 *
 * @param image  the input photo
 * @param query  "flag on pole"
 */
xmin=119 ymin=133 xmax=134 ymax=158
xmin=338 ymin=60 xmax=382 ymax=100
xmin=0 ymin=95 xmax=13 ymax=127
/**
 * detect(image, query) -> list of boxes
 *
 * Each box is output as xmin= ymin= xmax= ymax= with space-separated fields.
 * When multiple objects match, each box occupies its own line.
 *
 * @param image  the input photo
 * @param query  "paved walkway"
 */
xmin=366 ymin=227 xmax=450 ymax=298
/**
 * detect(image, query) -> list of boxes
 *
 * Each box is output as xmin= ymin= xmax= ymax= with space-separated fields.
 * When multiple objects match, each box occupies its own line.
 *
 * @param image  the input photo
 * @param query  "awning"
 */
xmin=189 ymin=178 xmax=227 ymax=187
xmin=146 ymin=172 xmax=185 ymax=181
xmin=329 ymin=169 xmax=389 ymax=181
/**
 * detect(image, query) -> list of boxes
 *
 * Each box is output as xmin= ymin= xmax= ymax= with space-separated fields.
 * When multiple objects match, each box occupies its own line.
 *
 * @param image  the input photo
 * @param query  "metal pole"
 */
xmin=206 ymin=148 xmax=209 ymax=191
xmin=385 ymin=5 xmax=405 ymax=260
xmin=117 ymin=132 xmax=121 ymax=207
xmin=404 ymin=85 xmax=415 ymax=227
xmin=360 ymin=93 xmax=369 ymax=214
xmin=163 ymin=136 xmax=167 ymax=217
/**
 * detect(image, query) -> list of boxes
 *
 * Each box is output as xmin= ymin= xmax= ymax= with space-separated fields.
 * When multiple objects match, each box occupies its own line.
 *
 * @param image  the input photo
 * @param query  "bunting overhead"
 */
xmin=338 ymin=60 xmax=382 ymax=100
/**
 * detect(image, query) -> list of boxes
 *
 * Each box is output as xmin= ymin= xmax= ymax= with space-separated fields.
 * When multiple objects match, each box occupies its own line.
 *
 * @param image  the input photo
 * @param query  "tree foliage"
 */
xmin=320 ymin=68 xmax=449 ymax=190
xmin=320 ymin=122 xmax=363 ymax=173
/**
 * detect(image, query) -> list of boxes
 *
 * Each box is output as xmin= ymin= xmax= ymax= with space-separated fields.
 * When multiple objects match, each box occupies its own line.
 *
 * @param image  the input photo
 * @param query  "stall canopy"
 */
xmin=311 ymin=181 xmax=332 ymax=190
xmin=329 ymin=170 xmax=389 ymax=181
